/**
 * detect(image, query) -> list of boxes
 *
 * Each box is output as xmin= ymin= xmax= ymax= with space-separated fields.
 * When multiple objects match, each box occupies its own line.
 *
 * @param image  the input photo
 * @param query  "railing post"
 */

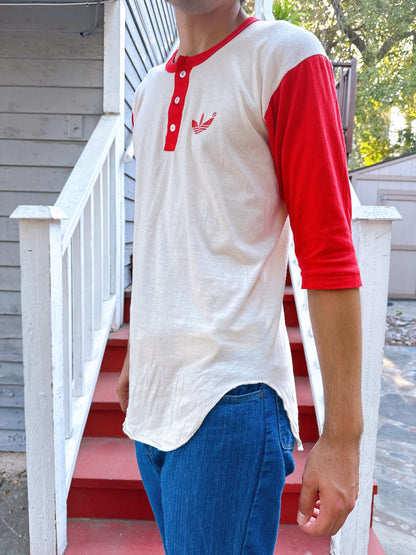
xmin=10 ymin=205 xmax=68 ymax=555
xmin=104 ymin=0 xmax=125 ymax=329
xmin=330 ymin=206 xmax=401 ymax=554
xmin=255 ymin=0 xmax=274 ymax=20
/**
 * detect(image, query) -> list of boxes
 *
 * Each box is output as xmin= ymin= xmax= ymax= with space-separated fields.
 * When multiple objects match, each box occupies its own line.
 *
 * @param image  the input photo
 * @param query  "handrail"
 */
xmin=56 ymin=115 xmax=119 ymax=253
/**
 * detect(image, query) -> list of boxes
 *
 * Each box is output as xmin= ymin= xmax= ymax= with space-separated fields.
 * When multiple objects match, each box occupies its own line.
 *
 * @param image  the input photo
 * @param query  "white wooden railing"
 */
xmin=289 ymin=187 xmax=401 ymax=554
xmin=10 ymin=3 xmax=125 ymax=554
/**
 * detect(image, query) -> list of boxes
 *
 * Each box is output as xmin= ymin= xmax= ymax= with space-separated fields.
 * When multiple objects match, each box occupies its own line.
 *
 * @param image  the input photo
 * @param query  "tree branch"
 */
xmin=377 ymin=29 xmax=416 ymax=61
xmin=328 ymin=0 xmax=368 ymax=58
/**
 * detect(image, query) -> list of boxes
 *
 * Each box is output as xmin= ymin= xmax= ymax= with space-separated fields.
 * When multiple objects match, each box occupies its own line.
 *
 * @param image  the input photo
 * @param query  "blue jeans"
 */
xmin=135 ymin=383 xmax=295 ymax=554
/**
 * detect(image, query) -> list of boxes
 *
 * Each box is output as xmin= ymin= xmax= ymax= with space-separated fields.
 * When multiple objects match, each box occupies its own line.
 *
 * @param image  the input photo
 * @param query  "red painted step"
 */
xmin=100 ymin=324 xmax=129 ymax=373
xmin=288 ymin=326 xmax=308 ymax=377
xmin=295 ymin=375 xmax=319 ymax=443
xmin=67 ymin=283 xmax=384 ymax=553
xmin=84 ymin=372 xmax=126 ymax=438
xmin=68 ymin=437 xmax=153 ymax=521
xmin=66 ymin=519 xmax=385 ymax=554
xmin=68 ymin=438 xmax=314 ymax=523
xmin=283 ymin=285 xmax=298 ymax=327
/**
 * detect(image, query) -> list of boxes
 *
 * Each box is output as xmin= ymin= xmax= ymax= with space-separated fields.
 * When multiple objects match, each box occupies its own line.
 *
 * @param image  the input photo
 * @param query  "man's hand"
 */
xmin=297 ymin=434 xmax=360 ymax=536
xmin=117 ymin=345 xmax=130 ymax=413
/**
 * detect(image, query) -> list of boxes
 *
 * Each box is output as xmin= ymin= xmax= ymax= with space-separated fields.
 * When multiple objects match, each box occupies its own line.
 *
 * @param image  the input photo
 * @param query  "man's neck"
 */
xmin=174 ymin=3 xmax=248 ymax=58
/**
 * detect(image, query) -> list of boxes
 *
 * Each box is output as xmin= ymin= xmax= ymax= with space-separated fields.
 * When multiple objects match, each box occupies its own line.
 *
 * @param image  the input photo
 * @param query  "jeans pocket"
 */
xmin=275 ymin=395 xmax=295 ymax=451
xmin=222 ymin=383 xmax=264 ymax=402
xmin=275 ymin=394 xmax=296 ymax=476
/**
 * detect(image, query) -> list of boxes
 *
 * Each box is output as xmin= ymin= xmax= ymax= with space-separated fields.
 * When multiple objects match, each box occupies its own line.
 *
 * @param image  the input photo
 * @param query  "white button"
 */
xmin=179 ymin=70 xmax=186 ymax=78
xmin=174 ymin=96 xmax=180 ymax=104
xmin=170 ymin=124 xmax=176 ymax=132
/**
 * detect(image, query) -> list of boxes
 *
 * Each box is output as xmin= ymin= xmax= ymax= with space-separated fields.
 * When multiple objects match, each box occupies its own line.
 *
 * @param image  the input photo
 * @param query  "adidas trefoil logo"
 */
xmin=192 ymin=112 xmax=217 ymax=134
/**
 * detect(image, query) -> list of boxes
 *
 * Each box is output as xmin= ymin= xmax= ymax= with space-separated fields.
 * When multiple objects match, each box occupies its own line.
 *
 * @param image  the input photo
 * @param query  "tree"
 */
xmin=298 ymin=0 xmax=416 ymax=167
xmin=243 ymin=0 xmax=416 ymax=167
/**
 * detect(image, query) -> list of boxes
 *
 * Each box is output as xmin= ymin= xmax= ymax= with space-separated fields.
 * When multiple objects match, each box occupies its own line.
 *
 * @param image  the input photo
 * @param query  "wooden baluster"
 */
xmin=94 ymin=173 xmax=104 ymax=330
xmin=72 ymin=217 xmax=85 ymax=396
xmin=102 ymin=155 xmax=111 ymax=301
xmin=84 ymin=193 xmax=95 ymax=361
xmin=62 ymin=245 xmax=73 ymax=439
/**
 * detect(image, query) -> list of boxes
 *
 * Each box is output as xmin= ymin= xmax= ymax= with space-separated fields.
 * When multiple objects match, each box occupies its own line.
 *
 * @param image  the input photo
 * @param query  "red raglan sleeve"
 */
xmin=265 ymin=54 xmax=361 ymax=289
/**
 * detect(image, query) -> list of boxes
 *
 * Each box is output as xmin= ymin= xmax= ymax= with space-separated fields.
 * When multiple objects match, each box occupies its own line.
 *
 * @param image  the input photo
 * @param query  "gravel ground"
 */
xmin=0 ymin=454 xmax=29 ymax=555
xmin=385 ymin=315 xmax=416 ymax=346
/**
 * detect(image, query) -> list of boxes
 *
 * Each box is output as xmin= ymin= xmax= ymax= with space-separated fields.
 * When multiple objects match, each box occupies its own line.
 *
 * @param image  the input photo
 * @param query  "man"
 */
xmin=118 ymin=0 xmax=363 ymax=552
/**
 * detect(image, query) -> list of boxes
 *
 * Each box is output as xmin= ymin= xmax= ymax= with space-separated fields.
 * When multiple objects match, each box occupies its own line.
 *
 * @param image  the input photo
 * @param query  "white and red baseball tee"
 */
xmin=124 ymin=17 xmax=362 ymax=451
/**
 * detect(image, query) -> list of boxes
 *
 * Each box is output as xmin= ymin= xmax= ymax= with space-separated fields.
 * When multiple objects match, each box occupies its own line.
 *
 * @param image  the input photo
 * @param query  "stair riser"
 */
xmin=84 ymin=410 xmax=126 ymax=438
xmin=292 ymin=350 xmax=308 ymax=377
xmin=68 ymin=488 xmax=154 ymax=521
xmin=124 ymin=295 xmax=130 ymax=325
xmin=68 ymin=486 xmax=298 ymax=523
xmin=85 ymin=408 xmax=320 ymax=443
xmin=101 ymin=346 xmax=126 ymax=373
xmin=283 ymin=299 xmax=298 ymax=327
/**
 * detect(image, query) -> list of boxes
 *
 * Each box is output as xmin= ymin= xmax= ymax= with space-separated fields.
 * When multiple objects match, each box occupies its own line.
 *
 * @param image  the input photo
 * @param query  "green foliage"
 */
xmin=272 ymin=0 xmax=303 ymax=25
xmin=295 ymin=0 xmax=416 ymax=167
xmin=243 ymin=0 xmax=416 ymax=168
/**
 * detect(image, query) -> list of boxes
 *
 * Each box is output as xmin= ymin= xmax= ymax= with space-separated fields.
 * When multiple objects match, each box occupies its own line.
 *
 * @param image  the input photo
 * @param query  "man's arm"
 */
xmin=297 ymin=287 xmax=363 ymax=536
xmin=117 ymin=342 xmax=130 ymax=413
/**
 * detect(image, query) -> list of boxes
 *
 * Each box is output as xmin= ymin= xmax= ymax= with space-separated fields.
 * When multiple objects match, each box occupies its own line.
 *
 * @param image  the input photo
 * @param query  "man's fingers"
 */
xmin=298 ymin=488 xmax=356 ymax=536
xmin=297 ymin=476 xmax=319 ymax=526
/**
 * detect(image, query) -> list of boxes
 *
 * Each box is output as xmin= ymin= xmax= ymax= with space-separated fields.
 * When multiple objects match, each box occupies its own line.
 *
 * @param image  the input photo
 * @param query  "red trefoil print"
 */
xmin=192 ymin=112 xmax=217 ymax=134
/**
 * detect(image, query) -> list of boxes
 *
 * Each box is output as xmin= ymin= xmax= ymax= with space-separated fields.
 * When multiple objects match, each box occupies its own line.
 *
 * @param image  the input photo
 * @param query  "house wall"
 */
xmin=0 ymin=5 xmax=104 ymax=451
xmin=351 ymin=154 xmax=416 ymax=298
xmin=0 ymin=0 xmax=177 ymax=452
xmin=122 ymin=0 xmax=177 ymax=287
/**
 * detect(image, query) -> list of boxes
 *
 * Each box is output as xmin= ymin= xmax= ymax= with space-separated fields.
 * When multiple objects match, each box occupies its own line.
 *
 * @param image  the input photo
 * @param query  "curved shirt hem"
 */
xmin=123 ymin=381 xmax=303 ymax=453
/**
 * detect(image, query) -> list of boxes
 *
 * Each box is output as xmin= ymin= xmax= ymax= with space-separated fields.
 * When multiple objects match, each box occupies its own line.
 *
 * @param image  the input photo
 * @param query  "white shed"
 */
xmin=350 ymin=153 xmax=416 ymax=299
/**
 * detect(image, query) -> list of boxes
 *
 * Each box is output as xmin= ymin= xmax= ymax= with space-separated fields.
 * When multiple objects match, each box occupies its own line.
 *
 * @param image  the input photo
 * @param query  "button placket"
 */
xmin=164 ymin=65 xmax=191 ymax=152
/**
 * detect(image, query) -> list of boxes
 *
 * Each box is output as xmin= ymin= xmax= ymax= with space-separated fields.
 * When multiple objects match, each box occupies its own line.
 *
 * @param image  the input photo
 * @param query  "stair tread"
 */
xmin=66 ymin=519 xmax=330 ymax=554
xmin=71 ymin=437 xmax=141 ymax=488
xmin=295 ymin=375 xmax=315 ymax=411
xmin=287 ymin=326 xmax=302 ymax=346
xmin=91 ymin=372 xmax=120 ymax=407
xmin=108 ymin=324 xmax=130 ymax=343
xmin=284 ymin=284 xmax=294 ymax=298
xmin=66 ymin=519 xmax=385 ymax=554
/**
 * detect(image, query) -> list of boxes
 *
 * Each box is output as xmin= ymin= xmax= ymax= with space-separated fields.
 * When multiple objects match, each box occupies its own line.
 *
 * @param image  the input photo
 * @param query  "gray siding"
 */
xmin=0 ymin=5 xmax=104 ymax=451
xmin=123 ymin=0 xmax=177 ymax=287
xmin=0 ymin=0 xmax=177 ymax=452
